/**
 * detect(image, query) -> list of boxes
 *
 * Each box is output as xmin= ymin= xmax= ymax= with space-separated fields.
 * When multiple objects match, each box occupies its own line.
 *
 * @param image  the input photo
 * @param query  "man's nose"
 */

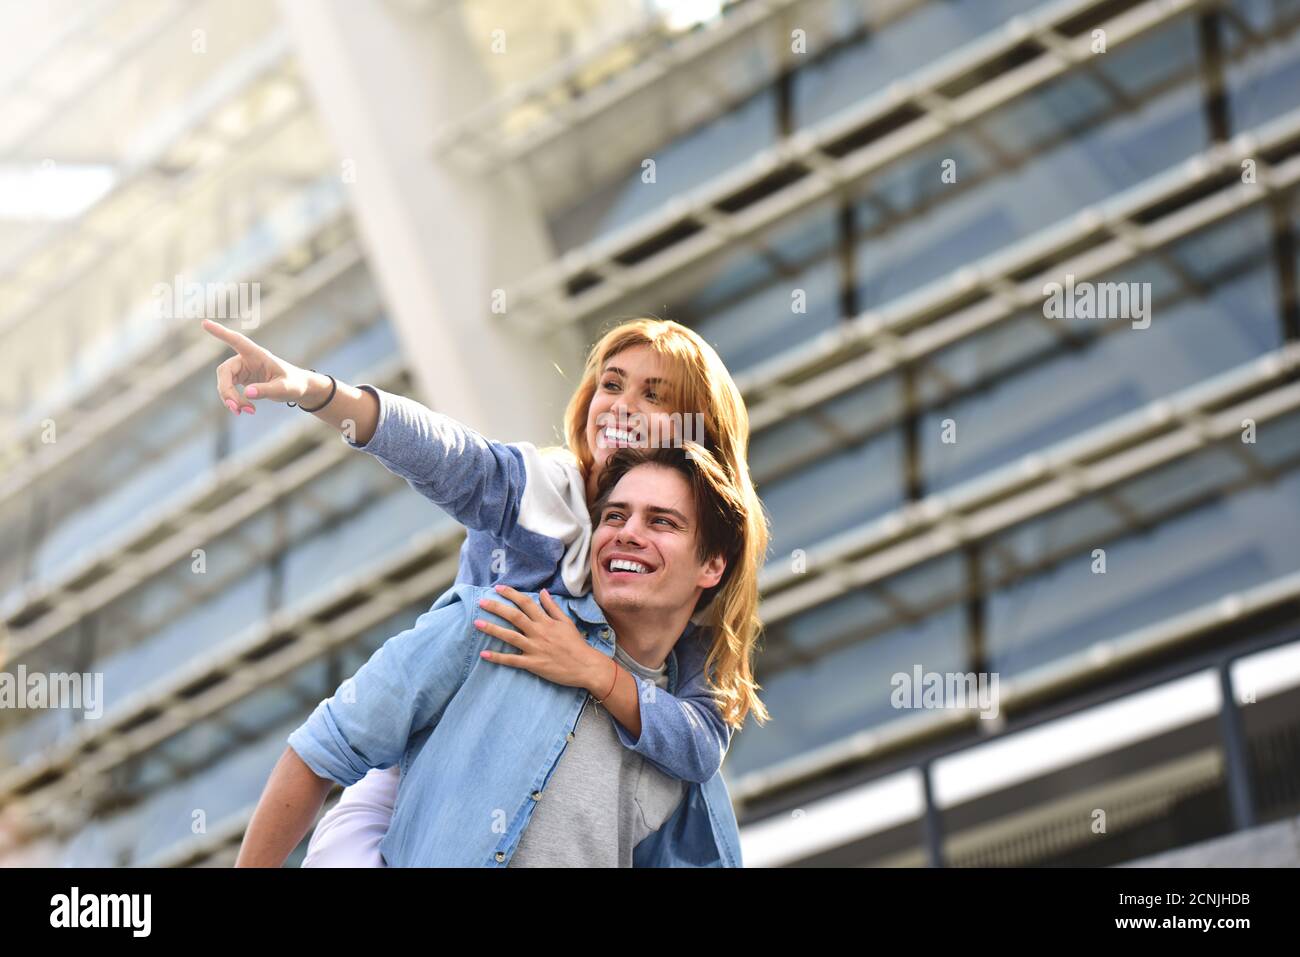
xmin=615 ymin=521 xmax=647 ymax=545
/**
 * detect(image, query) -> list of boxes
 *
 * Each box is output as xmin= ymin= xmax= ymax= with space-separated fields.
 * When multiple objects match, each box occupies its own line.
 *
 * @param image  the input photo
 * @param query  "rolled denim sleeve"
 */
xmin=345 ymin=384 xmax=527 ymax=538
xmin=287 ymin=589 xmax=478 ymax=787
xmin=612 ymin=630 xmax=733 ymax=784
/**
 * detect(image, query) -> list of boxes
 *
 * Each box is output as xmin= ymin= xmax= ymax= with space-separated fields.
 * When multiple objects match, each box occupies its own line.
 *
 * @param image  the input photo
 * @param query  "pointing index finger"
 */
xmin=201 ymin=319 xmax=261 ymax=358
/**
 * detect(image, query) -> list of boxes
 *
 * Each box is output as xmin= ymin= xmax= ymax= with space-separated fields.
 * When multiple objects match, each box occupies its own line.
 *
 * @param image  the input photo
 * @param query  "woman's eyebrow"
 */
xmin=602 ymin=365 xmax=669 ymax=388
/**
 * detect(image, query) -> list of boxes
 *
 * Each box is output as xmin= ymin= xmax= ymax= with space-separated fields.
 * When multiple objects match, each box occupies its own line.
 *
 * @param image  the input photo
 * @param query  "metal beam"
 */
xmin=500 ymin=0 xmax=1201 ymax=332
xmin=0 ymin=351 xmax=409 ymax=665
xmin=0 ymin=540 xmax=464 ymax=838
xmin=741 ymin=106 xmax=1300 ymax=433
xmin=758 ymin=348 xmax=1300 ymax=624
xmin=733 ymin=568 xmax=1300 ymax=804
xmin=434 ymin=0 xmax=929 ymax=176
xmin=0 ymin=218 xmax=359 ymax=509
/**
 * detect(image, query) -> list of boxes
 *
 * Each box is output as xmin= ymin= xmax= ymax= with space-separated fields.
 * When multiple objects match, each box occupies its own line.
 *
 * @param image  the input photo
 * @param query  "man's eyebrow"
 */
xmin=647 ymin=505 xmax=690 ymax=524
xmin=601 ymin=365 xmax=669 ymax=387
xmin=599 ymin=501 xmax=690 ymax=525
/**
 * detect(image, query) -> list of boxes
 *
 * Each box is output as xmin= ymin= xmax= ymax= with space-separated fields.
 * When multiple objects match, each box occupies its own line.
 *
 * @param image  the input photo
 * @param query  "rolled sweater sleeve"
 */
xmin=346 ymin=384 xmax=592 ymax=598
xmin=345 ymin=384 xmax=527 ymax=538
xmin=612 ymin=629 xmax=734 ymax=784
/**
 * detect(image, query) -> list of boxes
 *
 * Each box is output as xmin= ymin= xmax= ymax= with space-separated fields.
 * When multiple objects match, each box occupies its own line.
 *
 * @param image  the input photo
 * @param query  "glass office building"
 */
xmin=2 ymin=0 xmax=1298 ymax=866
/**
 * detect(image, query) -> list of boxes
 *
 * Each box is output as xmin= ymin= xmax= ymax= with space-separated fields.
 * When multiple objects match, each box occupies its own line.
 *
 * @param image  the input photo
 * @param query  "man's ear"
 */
xmin=697 ymin=553 xmax=726 ymax=591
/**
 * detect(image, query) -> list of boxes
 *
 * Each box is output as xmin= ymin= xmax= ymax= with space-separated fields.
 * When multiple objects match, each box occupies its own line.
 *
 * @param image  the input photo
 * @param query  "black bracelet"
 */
xmin=290 ymin=370 xmax=336 ymax=412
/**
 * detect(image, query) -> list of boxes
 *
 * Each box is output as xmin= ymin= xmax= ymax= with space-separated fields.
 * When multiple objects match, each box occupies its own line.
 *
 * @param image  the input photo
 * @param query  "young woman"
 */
xmin=204 ymin=316 xmax=770 ymax=865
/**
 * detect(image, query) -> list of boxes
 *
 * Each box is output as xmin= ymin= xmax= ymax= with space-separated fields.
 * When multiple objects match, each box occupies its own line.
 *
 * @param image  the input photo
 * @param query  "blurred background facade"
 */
xmin=1 ymin=0 xmax=1298 ymax=867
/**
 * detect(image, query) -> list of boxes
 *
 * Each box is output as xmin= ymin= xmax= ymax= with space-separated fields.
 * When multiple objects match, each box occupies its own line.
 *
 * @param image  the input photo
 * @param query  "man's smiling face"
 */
xmin=590 ymin=463 xmax=726 ymax=621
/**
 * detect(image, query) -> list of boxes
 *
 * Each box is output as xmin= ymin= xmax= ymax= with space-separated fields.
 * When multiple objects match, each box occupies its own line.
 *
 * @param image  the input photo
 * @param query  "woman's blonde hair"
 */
xmin=564 ymin=317 xmax=771 ymax=731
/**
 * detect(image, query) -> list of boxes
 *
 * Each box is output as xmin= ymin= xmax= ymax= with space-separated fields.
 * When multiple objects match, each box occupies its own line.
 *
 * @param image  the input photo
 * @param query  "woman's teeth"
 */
xmin=602 ymin=428 xmax=638 ymax=445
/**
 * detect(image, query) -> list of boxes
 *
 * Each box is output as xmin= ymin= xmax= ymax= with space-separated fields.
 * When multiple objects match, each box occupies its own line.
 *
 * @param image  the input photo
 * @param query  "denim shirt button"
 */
xmin=600 ymin=627 xmax=611 ymax=639
xmin=494 ymin=851 xmax=505 ymax=862
xmin=531 ymin=790 xmax=542 ymax=801
xmin=566 ymin=731 xmax=575 ymax=741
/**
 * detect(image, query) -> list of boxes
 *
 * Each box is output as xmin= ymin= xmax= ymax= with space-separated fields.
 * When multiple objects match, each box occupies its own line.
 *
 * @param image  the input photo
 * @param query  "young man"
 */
xmin=236 ymin=444 xmax=757 ymax=867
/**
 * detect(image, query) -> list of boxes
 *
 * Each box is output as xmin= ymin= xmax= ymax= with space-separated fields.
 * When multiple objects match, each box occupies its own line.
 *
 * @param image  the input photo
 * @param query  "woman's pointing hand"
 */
xmin=202 ymin=319 xmax=314 ymax=414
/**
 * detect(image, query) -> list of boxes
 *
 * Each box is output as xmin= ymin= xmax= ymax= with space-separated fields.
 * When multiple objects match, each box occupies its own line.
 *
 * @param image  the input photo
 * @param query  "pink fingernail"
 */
xmin=226 ymin=400 xmax=237 ymax=413
xmin=245 ymin=386 xmax=259 ymax=398
xmin=244 ymin=406 xmax=256 ymax=415
xmin=480 ymin=650 xmax=491 ymax=658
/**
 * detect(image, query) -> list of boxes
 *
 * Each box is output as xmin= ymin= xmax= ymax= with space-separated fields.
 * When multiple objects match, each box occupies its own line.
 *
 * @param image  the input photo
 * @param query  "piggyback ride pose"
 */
xmin=203 ymin=316 xmax=770 ymax=866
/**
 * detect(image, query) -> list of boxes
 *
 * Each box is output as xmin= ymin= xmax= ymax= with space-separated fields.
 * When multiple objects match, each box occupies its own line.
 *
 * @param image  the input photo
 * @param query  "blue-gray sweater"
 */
xmin=344 ymin=384 xmax=732 ymax=783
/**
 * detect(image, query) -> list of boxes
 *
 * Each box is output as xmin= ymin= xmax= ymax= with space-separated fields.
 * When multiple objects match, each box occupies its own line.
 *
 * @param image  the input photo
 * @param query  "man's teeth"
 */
xmin=609 ymin=558 xmax=649 ymax=574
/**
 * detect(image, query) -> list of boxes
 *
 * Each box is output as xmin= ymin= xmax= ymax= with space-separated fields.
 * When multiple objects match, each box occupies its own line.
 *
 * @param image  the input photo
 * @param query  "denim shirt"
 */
xmin=288 ymin=583 xmax=744 ymax=867
xmin=343 ymin=384 xmax=732 ymax=784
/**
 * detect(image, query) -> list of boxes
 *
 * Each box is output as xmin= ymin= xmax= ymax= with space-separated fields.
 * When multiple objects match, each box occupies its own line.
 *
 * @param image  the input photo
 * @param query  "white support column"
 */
xmin=276 ymin=0 xmax=582 ymax=442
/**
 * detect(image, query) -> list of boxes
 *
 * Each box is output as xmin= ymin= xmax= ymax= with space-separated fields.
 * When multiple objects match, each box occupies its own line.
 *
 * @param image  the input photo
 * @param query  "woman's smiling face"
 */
xmin=584 ymin=344 xmax=681 ymax=473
